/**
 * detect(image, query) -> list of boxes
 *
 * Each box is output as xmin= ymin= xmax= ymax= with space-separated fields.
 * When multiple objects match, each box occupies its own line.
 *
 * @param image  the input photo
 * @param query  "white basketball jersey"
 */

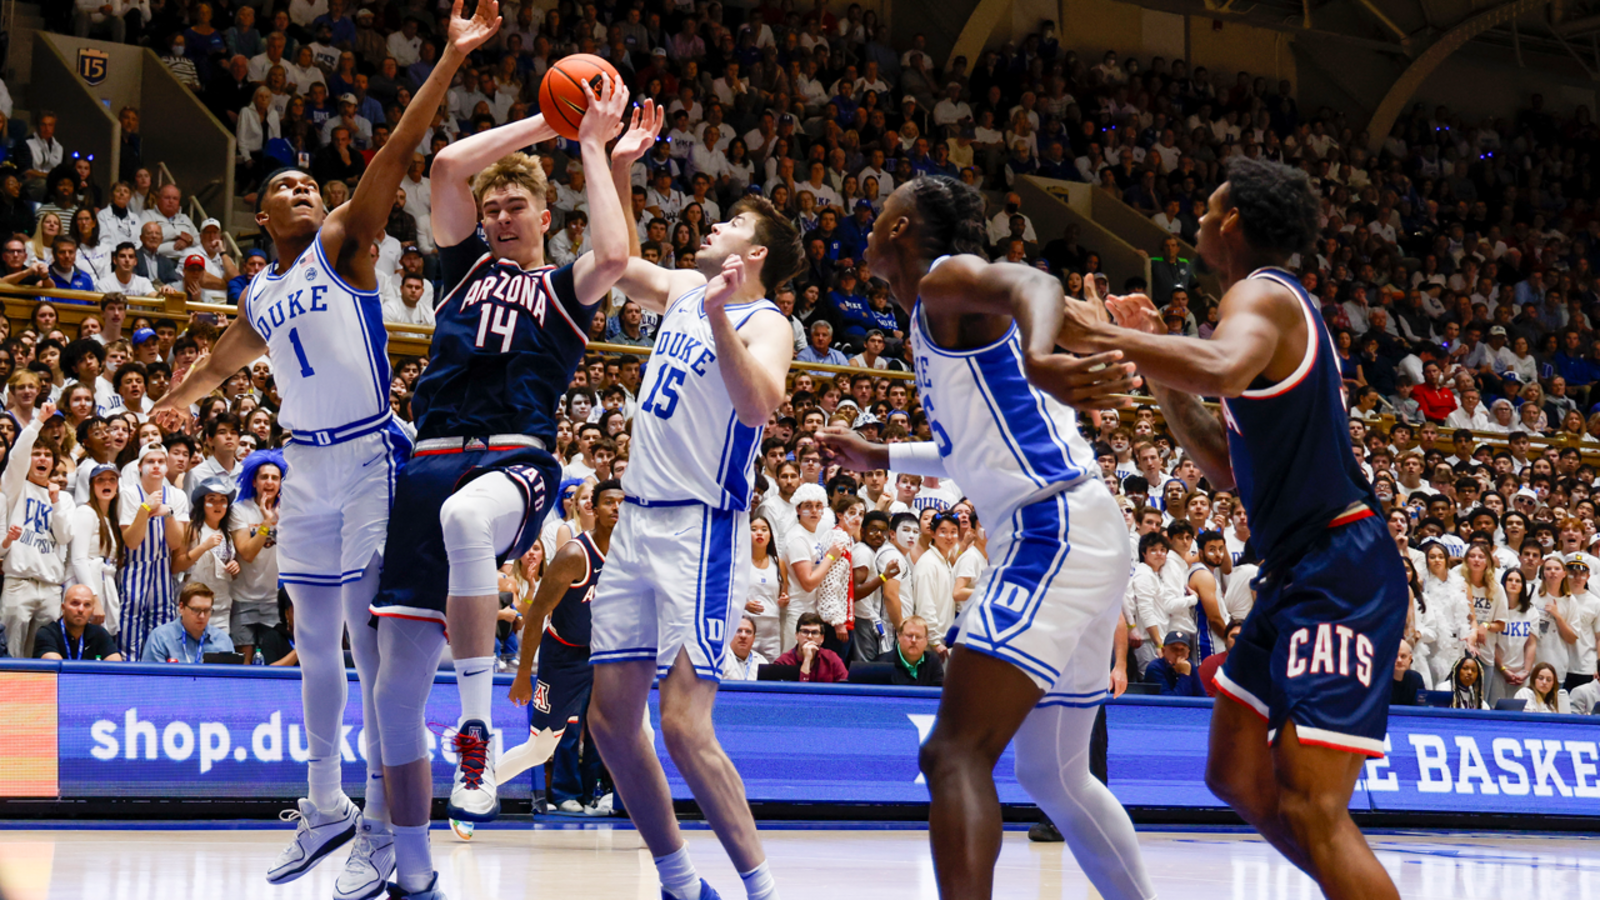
xmin=909 ymin=276 xmax=1096 ymax=528
xmin=621 ymin=285 xmax=780 ymax=511
xmin=244 ymin=235 xmax=390 ymax=435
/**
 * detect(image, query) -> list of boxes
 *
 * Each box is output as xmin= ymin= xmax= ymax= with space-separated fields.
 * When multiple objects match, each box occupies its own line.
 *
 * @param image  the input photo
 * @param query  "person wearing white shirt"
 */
xmin=986 ymin=197 xmax=1037 ymax=244
xmin=383 ymin=274 xmax=436 ymax=339
xmin=247 ymin=33 xmax=289 ymax=82
xmin=712 ymin=67 xmax=750 ymax=109
xmin=552 ymin=166 xmax=589 ymax=215
xmin=319 ymin=102 xmax=373 ymax=147
xmin=858 ymin=156 xmax=893 ymax=199
xmin=282 ymin=47 xmax=326 ymax=95
xmin=720 ymin=616 xmax=770 ymax=681
xmin=98 ymin=183 xmax=143 ymax=250
xmin=374 ymin=230 xmax=402 ymax=286
xmin=140 ymin=185 xmax=199 ymax=261
xmin=97 ymin=242 xmax=155 ymax=297
xmin=932 ymin=83 xmax=972 ymax=128
xmin=1444 ymin=388 xmax=1490 ymax=431
xmin=911 ymin=515 xmax=959 ymax=654
xmin=386 ymin=18 xmax=424 ymax=67
xmin=236 ymin=86 xmax=282 ymax=161
xmin=547 ymin=214 xmax=589 ymax=267
xmin=400 ymin=157 xmax=433 ymax=253
xmin=689 ymin=136 xmax=732 ymax=185
xmin=288 ymin=0 xmax=328 ymax=26
xmin=798 ymin=164 xmax=841 ymax=208
xmin=477 ymin=74 xmax=516 ymax=124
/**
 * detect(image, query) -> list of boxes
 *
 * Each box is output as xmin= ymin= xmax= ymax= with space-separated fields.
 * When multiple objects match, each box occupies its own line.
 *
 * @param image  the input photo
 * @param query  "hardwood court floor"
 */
xmin=3 ymin=821 xmax=1599 ymax=899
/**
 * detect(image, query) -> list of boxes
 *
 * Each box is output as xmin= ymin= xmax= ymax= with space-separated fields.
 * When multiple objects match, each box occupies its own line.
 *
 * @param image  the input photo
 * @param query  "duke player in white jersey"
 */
xmin=820 ymin=176 xmax=1154 ymax=900
xmin=585 ymin=186 xmax=804 ymax=900
xmin=152 ymin=4 xmax=500 ymax=897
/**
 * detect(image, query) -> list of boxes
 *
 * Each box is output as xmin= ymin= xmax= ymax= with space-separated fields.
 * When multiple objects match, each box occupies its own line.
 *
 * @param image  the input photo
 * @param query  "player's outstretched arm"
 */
xmin=429 ymin=114 xmax=559 ymax=248
xmin=569 ymin=77 xmax=632 ymax=304
xmin=703 ymin=254 xmax=791 ymax=426
xmin=328 ymin=0 xmax=501 ymax=275
xmin=151 ymin=302 xmax=267 ymax=422
xmin=605 ymin=103 xmax=699 ymax=313
xmin=507 ymin=541 xmax=587 ymax=707
xmin=815 ymin=425 xmax=949 ymax=478
xmin=918 ymin=255 xmax=1139 ymax=410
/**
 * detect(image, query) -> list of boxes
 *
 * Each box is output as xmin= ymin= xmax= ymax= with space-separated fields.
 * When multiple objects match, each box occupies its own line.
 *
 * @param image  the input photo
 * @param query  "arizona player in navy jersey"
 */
xmin=503 ymin=480 xmax=622 ymax=788
xmin=362 ymin=81 xmax=649 ymax=898
xmin=151 ymin=4 xmax=497 ymax=897
xmin=818 ymin=176 xmax=1151 ymax=900
xmin=1058 ymin=156 xmax=1406 ymax=900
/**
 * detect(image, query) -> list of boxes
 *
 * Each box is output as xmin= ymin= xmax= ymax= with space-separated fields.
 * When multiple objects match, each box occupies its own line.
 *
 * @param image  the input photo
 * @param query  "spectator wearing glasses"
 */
xmin=773 ymin=612 xmax=850 ymax=683
xmin=141 ymin=582 xmax=233 ymax=662
xmin=1142 ymin=630 xmax=1205 ymax=696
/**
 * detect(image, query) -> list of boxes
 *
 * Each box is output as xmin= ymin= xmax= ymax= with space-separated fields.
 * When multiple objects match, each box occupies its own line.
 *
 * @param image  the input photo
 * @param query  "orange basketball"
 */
xmin=539 ymin=53 xmax=623 ymax=140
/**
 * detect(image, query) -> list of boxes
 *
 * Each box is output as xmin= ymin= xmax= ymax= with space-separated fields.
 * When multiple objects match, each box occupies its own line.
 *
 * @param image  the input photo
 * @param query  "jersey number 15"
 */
xmin=641 ymin=365 xmax=686 ymax=419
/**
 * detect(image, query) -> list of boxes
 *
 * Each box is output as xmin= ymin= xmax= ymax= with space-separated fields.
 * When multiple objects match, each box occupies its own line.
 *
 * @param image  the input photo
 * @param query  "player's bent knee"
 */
xmin=439 ymin=492 xmax=495 ymax=554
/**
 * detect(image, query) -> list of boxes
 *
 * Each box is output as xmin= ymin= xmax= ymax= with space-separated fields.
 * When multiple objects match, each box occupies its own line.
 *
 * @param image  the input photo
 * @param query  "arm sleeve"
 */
xmin=1 ymin=421 xmax=38 ymax=507
xmin=888 ymin=441 xmax=949 ymax=478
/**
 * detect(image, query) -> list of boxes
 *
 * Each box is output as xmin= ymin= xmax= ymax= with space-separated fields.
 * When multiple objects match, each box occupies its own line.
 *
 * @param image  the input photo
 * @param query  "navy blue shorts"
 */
xmin=372 ymin=444 xmax=561 ymax=624
xmin=1215 ymin=512 xmax=1407 ymax=758
xmin=528 ymin=636 xmax=592 ymax=734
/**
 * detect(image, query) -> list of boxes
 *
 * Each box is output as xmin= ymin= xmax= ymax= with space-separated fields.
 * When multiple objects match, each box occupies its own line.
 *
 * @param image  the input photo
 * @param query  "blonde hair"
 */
xmin=30 ymin=211 xmax=62 ymax=262
xmin=471 ymin=152 xmax=549 ymax=207
xmin=7 ymin=369 xmax=40 ymax=391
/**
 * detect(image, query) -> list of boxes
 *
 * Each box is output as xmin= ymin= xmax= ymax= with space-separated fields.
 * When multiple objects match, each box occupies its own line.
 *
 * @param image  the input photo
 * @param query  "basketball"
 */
xmin=538 ymin=53 xmax=623 ymax=140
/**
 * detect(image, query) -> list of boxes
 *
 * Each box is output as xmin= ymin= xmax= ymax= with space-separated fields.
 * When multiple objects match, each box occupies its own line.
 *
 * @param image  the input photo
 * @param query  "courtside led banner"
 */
xmin=5 ymin=662 xmax=1600 ymax=816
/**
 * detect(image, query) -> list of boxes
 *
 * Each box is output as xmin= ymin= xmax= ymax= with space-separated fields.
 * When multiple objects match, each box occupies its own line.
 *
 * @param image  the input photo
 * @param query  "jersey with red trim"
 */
xmin=547 ymin=532 xmax=603 ymax=647
xmin=409 ymin=232 xmax=595 ymax=445
xmin=1219 ymin=267 xmax=1378 ymax=575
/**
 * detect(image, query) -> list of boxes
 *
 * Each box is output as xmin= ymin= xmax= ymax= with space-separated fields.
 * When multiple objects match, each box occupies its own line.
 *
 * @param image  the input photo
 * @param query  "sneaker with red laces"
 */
xmin=445 ymin=719 xmax=499 ymax=822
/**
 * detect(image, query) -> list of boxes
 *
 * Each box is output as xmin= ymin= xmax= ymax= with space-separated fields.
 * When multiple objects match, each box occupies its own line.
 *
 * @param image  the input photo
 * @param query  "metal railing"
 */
xmin=0 ymin=282 xmax=915 ymax=380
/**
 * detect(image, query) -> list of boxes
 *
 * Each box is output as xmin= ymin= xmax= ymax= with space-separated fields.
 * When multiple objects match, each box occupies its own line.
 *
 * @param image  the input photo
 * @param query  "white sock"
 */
xmin=308 ymin=757 xmax=343 ymax=811
xmin=363 ymin=770 xmax=390 ymax=827
xmin=393 ymin=823 xmax=433 ymax=893
xmin=654 ymin=844 xmax=701 ymax=900
xmin=740 ymin=861 xmax=779 ymax=900
xmin=456 ymin=656 xmax=497 ymax=729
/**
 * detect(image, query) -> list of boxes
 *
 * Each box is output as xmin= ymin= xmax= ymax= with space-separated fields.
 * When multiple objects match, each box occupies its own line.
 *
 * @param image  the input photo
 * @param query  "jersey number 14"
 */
xmin=474 ymin=305 xmax=519 ymax=352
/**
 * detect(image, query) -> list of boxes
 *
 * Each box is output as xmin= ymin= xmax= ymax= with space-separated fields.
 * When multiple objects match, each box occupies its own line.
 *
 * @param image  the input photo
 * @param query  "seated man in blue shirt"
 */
xmin=227 ymin=248 xmax=269 ymax=303
xmin=795 ymin=320 xmax=849 ymax=365
xmin=48 ymin=237 xmax=96 ymax=295
xmin=142 ymin=583 xmax=235 ymax=663
xmin=1143 ymin=630 xmax=1205 ymax=696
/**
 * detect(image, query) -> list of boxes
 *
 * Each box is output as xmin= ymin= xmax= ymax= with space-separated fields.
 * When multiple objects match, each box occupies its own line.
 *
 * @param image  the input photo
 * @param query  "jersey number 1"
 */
xmin=289 ymin=327 xmax=315 ymax=378
xmin=475 ymin=305 xmax=519 ymax=352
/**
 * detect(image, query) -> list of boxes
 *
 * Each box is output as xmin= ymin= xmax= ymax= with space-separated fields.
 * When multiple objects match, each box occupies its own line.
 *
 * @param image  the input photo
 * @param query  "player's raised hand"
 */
xmin=1023 ymin=349 xmax=1141 ymax=411
xmin=703 ymin=253 xmax=745 ymax=314
xmin=611 ymin=99 xmax=665 ymax=168
xmin=815 ymin=424 xmax=889 ymax=471
xmin=578 ymin=74 xmax=629 ymax=146
xmin=446 ymin=0 xmax=501 ymax=57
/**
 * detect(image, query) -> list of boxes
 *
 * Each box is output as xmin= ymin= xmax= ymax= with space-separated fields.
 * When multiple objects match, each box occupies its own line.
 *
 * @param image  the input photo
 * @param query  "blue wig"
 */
xmin=238 ymin=448 xmax=288 ymax=503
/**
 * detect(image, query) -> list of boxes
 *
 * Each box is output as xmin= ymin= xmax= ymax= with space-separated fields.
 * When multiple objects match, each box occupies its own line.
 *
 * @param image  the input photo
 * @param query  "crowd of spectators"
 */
xmin=0 ymin=0 xmax=1590 ymax=718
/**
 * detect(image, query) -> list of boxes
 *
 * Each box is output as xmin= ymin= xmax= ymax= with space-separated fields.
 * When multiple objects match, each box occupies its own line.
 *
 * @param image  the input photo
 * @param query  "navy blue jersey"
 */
xmin=547 ymin=532 xmax=603 ymax=648
xmin=410 ymin=233 xmax=596 ymax=445
xmin=1220 ymin=268 xmax=1377 ymax=574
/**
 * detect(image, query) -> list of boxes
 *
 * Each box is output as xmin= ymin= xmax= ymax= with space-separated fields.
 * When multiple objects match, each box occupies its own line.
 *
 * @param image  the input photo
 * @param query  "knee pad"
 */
xmin=440 ymin=479 xmax=522 ymax=596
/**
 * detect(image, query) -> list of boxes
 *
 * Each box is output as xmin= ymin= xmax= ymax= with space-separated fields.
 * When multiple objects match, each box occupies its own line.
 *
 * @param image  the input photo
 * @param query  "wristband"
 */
xmin=257 ymin=525 xmax=270 ymax=537
xmin=879 ymin=573 xmax=888 ymax=583
xmin=824 ymin=554 xmax=834 ymax=563
xmin=140 ymin=503 xmax=152 ymax=514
